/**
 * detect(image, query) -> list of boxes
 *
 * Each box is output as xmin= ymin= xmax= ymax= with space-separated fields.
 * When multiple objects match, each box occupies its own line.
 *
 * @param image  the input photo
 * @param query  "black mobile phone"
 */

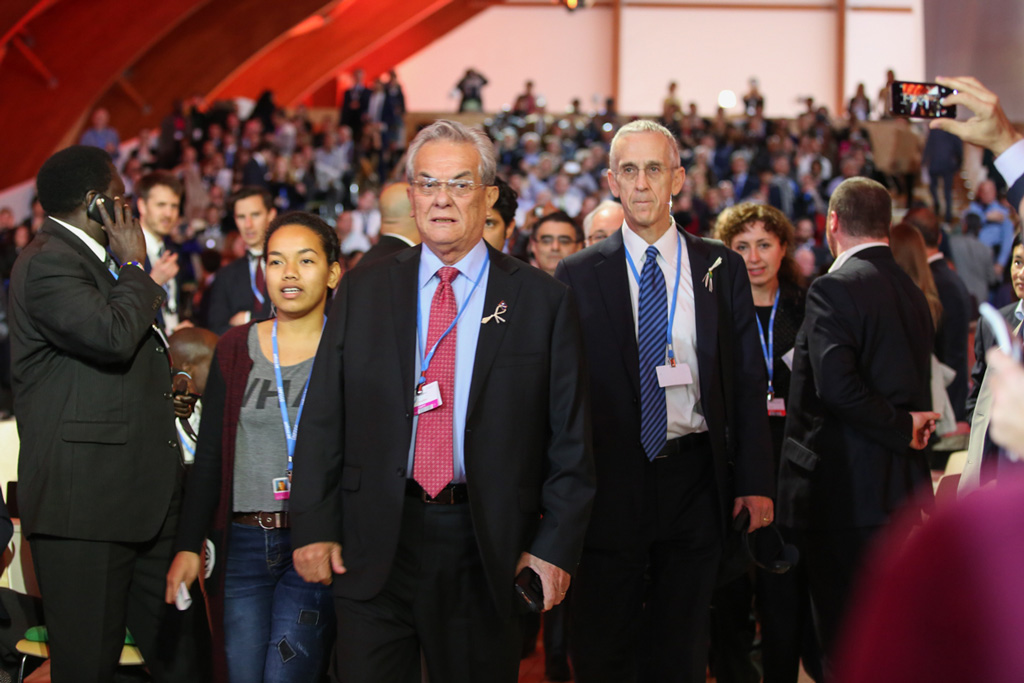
xmin=87 ymin=193 xmax=117 ymax=225
xmin=514 ymin=567 xmax=544 ymax=613
xmin=889 ymin=80 xmax=956 ymax=119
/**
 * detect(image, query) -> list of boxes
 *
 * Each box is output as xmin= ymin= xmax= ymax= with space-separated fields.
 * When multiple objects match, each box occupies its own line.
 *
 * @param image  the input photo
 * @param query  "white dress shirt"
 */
xmin=622 ymin=222 xmax=707 ymax=437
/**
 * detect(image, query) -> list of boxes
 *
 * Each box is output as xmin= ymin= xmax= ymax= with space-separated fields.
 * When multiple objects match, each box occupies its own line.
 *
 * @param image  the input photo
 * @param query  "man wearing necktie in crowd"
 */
xmin=288 ymin=119 xmax=594 ymax=683
xmin=204 ymin=188 xmax=277 ymax=334
xmin=556 ymin=120 xmax=774 ymax=683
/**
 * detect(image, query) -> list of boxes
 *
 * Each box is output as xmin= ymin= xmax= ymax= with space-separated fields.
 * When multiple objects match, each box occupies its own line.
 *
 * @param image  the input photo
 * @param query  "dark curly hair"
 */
xmin=713 ymin=202 xmax=801 ymax=286
xmin=36 ymin=145 xmax=114 ymax=216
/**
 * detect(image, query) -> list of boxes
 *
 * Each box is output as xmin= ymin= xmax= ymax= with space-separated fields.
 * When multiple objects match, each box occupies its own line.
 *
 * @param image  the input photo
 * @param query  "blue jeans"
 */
xmin=223 ymin=523 xmax=335 ymax=683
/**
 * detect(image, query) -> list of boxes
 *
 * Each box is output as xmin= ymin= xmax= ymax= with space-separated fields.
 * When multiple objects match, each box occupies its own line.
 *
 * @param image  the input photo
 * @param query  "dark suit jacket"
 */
xmin=1009 ymin=173 xmax=1024 ymax=213
xmin=9 ymin=218 xmax=180 ymax=541
xmin=778 ymin=246 xmax=934 ymax=530
xmin=339 ymin=86 xmax=370 ymax=136
xmin=930 ymin=258 xmax=971 ymax=422
xmin=357 ymin=234 xmax=413 ymax=268
xmin=289 ymin=244 xmax=595 ymax=617
xmin=202 ymin=255 xmax=272 ymax=335
xmin=554 ymin=229 xmax=774 ymax=549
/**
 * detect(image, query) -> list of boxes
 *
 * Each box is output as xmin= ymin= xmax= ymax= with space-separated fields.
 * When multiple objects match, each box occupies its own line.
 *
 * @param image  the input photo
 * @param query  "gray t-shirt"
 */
xmin=233 ymin=325 xmax=315 ymax=512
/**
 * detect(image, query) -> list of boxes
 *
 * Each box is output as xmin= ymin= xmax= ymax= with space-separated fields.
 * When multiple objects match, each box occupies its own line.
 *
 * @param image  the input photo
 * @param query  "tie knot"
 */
xmin=645 ymin=246 xmax=660 ymax=262
xmin=438 ymin=266 xmax=459 ymax=285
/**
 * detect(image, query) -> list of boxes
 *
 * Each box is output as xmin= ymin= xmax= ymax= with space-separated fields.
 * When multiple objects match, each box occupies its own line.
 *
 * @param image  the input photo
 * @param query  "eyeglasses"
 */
xmin=586 ymin=231 xmax=609 ymax=245
xmin=613 ymin=163 xmax=673 ymax=183
xmin=411 ymin=177 xmax=487 ymax=197
xmin=535 ymin=235 xmax=579 ymax=246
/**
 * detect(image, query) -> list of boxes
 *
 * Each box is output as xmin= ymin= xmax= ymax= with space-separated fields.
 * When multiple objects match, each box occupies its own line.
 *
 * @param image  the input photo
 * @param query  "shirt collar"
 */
xmin=622 ymin=218 xmax=679 ymax=268
xmin=1016 ymin=299 xmax=1023 ymax=322
xmin=49 ymin=216 xmax=107 ymax=262
xmin=419 ymin=239 xmax=488 ymax=290
xmin=828 ymin=241 xmax=889 ymax=273
xmin=927 ymin=252 xmax=944 ymax=264
xmin=381 ymin=232 xmax=416 ymax=247
xmin=142 ymin=228 xmax=162 ymax=258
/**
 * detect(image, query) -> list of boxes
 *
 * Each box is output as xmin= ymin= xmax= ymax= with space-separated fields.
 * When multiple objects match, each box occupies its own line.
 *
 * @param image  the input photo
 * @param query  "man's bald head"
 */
xmin=379 ymin=182 xmax=420 ymax=244
xmin=169 ymin=327 xmax=219 ymax=394
xmin=583 ymin=201 xmax=625 ymax=245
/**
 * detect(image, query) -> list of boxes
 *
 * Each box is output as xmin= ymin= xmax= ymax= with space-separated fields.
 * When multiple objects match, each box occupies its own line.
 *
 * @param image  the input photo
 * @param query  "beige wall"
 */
xmin=395 ymin=0 xmax=925 ymax=118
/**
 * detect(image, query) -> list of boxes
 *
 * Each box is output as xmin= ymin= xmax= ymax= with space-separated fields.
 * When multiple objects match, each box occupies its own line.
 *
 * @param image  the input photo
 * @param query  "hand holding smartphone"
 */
xmin=890 ymin=81 xmax=957 ymax=119
xmin=514 ymin=567 xmax=544 ymax=613
xmin=87 ymin=193 xmax=117 ymax=226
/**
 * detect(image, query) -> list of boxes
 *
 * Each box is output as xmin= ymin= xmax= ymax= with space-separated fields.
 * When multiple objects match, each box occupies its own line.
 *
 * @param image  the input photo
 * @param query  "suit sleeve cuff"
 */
xmin=994 ymin=139 xmax=1024 ymax=187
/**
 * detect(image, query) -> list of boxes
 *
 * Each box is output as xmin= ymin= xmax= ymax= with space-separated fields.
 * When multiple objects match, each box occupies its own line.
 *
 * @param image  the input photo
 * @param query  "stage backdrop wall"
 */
xmin=924 ymin=0 xmax=1024 ymax=120
xmin=395 ymin=0 xmax=926 ymax=119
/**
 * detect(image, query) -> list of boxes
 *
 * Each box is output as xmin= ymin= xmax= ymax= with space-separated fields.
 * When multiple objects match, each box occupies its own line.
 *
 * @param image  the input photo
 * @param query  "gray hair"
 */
xmin=583 ymin=200 xmax=623 ymax=236
xmin=608 ymin=119 xmax=681 ymax=169
xmin=406 ymin=119 xmax=497 ymax=184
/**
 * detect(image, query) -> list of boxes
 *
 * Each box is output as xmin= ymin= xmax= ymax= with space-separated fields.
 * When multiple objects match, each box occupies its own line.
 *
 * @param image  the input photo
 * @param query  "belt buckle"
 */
xmin=425 ymin=486 xmax=454 ymax=504
xmin=258 ymin=512 xmax=275 ymax=530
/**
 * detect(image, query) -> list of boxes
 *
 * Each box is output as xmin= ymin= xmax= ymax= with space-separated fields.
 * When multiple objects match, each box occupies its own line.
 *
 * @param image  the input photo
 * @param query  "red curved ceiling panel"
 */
xmin=0 ymin=0 xmax=205 ymax=188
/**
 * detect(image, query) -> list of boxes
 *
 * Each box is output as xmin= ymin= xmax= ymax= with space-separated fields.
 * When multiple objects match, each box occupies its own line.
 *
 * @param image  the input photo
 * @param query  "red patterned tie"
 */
xmin=253 ymin=256 xmax=265 ymax=311
xmin=413 ymin=266 xmax=459 ymax=497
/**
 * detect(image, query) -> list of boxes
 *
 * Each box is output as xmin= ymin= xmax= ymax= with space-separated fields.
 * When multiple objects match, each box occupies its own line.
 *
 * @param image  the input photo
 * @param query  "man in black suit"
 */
xmin=9 ymin=145 xmax=205 ymax=681
xmin=202 ymin=187 xmax=276 ymax=334
xmin=136 ymin=171 xmax=186 ymax=333
xmin=778 ymin=177 xmax=939 ymax=669
xmin=555 ymin=120 xmax=775 ymax=683
xmin=340 ymin=68 xmax=371 ymax=144
xmin=357 ymin=182 xmax=419 ymax=267
xmin=906 ymin=207 xmax=972 ymax=424
xmin=289 ymin=120 xmax=595 ymax=682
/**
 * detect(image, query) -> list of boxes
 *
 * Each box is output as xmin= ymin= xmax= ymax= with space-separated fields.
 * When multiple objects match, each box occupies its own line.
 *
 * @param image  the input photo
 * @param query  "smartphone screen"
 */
xmin=890 ymin=81 xmax=956 ymax=119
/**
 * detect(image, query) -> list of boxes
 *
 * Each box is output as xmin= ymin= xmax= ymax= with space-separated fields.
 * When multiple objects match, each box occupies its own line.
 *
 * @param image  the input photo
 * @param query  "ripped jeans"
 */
xmin=223 ymin=522 xmax=335 ymax=683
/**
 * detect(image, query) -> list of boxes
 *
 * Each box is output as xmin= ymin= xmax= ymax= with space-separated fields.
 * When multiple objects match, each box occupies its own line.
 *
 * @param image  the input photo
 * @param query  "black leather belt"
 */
xmin=405 ymin=480 xmax=469 ymax=505
xmin=233 ymin=511 xmax=289 ymax=529
xmin=654 ymin=432 xmax=710 ymax=459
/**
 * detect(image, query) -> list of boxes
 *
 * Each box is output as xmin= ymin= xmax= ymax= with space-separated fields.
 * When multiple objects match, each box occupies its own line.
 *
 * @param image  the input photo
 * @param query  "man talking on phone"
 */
xmin=9 ymin=145 xmax=206 ymax=682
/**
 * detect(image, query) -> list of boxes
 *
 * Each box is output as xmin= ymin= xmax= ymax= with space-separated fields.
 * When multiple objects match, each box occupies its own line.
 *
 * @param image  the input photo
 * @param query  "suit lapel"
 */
xmin=390 ymin=246 xmax=421 ymax=409
xmin=467 ymin=248 xmax=523 ymax=417
xmin=595 ymin=231 xmax=641 ymax=398
xmin=685 ymin=231 xmax=719 ymax=408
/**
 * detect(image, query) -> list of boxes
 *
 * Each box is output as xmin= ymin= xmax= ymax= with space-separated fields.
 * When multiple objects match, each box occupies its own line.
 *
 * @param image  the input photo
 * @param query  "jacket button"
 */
xmin=163 ymin=392 xmax=172 ymax=399
xmin=168 ymin=440 xmax=177 ymax=448
xmin=396 ymin=467 xmax=406 ymax=477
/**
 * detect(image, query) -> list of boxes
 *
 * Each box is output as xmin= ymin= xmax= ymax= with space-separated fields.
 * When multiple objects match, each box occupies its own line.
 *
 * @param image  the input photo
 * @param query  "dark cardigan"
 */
xmin=174 ymin=321 xmax=255 ymax=682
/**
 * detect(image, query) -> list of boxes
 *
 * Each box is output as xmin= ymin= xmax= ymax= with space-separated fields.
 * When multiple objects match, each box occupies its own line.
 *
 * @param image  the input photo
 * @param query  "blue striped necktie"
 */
xmin=638 ymin=245 xmax=668 ymax=460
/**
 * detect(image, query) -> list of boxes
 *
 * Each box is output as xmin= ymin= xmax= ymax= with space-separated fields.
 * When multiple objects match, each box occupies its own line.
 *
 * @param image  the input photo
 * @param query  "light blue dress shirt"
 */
xmin=406 ymin=240 xmax=489 ymax=483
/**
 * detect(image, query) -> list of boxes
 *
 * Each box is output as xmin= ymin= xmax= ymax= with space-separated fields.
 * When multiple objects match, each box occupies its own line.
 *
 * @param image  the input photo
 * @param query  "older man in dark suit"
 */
xmin=289 ymin=120 xmax=594 ymax=683
xmin=778 ymin=177 xmax=939 ymax=671
xmin=9 ymin=145 xmax=205 ymax=682
xmin=556 ymin=120 xmax=775 ymax=683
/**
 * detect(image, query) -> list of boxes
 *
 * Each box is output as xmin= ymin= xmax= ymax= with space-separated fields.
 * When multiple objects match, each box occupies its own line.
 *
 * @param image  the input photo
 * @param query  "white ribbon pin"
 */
xmin=481 ymin=301 xmax=508 ymax=324
xmin=702 ymin=257 xmax=723 ymax=292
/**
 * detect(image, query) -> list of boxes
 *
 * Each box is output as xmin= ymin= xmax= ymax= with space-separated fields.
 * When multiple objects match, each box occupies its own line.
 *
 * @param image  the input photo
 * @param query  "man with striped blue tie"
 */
xmin=556 ymin=119 xmax=774 ymax=683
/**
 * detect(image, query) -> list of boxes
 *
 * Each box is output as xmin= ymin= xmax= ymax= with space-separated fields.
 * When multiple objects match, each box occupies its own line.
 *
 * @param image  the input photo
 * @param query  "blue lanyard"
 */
xmin=416 ymin=252 xmax=489 ymax=390
xmin=754 ymin=289 xmax=780 ymax=399
xmin=176 ymin=421 xmax=196 ymax=461
xmin=272 ymin=317 xmax=323 ymax=472
xmin=625 ymin=235 xmax=682 ymax=366
xmin=250 ymin=256 xmax=265 ymax=305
